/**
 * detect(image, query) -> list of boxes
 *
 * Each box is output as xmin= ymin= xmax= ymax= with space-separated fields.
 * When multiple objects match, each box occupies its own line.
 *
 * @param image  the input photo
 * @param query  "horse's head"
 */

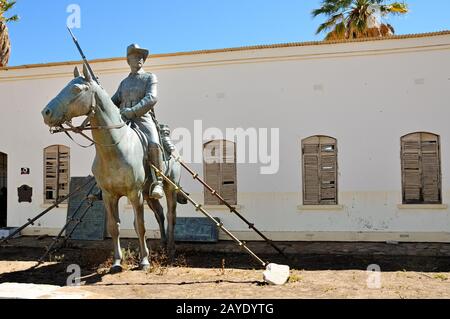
xmin=42 ymin=64 xmax=98 ymax=127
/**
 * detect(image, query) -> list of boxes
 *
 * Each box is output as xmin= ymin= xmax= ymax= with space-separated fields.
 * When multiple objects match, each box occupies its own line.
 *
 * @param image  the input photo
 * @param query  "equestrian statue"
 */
xmin=42 ymin=44 xmax=184 ymax=272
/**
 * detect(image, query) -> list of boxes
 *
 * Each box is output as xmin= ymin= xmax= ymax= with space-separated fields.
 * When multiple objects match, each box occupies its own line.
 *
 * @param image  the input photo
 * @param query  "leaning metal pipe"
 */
xmin=150 ymin=163 xmax=268 ymax=268
xmin=172 ymin=154 xmax=288 ymax=260
xmin=59 ymin=199 xmax=94 ymax=247
xmin=36 ymin=182 xmax=97 ymax=264
xmin=0 ymin=176 xmax=96 ymax=245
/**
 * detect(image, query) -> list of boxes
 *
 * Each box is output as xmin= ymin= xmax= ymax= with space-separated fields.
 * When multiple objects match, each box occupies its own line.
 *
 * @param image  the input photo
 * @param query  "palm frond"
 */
xmin=312 ymin=0 xmax=409 ymax=40
xmin=312 ymin=0 xmax=353 ymax=17
xmin=0 ymin=0 xmax=19 ymax=23
xmin=5 ymin=13 xmax=17 ymax=23
xmin=388 ymin=2 xmax=408 ymax=13
xmin=316 ymin=13 xmax=345 ymax=34
xmin=2 ymin=0 xmax=16 ymax=12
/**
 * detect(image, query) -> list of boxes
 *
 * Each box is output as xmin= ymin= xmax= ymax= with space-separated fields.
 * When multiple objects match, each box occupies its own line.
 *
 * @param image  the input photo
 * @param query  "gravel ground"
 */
xmin=1 ymin=239 xmax=449 ymax=299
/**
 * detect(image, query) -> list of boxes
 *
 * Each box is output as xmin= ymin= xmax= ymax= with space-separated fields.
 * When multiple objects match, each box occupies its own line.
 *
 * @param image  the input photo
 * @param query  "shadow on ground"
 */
xmin=1 ymin=240 xmax=450 ymax=286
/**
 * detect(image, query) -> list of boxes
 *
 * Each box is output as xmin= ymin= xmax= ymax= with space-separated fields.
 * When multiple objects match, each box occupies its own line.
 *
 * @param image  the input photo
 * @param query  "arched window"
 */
xmin=401 ymin=132 xmax=441 ymax=204
xmin=203 ymin=140 xmax=237 ymax=205
xmin=302 ymin=136 xmax=338 ymax=205
xmin=44 ymin=145 xmax=70 ymax=203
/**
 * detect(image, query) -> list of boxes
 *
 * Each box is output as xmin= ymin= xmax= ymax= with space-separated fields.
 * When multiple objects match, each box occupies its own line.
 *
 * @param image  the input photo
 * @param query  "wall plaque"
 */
xmin=17 ymin=185 xmax=32 ymax=203
xmin=174 ymin=217 xmax=220 ymax=242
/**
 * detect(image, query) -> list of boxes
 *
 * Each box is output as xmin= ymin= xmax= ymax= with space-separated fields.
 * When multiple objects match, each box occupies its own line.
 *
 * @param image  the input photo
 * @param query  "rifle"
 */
xmin=67 ymin=27 xmax=100 ymax=85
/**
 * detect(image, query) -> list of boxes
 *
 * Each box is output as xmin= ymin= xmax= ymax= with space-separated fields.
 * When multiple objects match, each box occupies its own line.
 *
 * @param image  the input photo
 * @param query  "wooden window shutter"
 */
xmin=421 ymin=134 xmax=440 ymax=203
xmin=302 ymin=138 xmax=320 ymax=205
xmin=204 ymin=141 xmax=222 ymax=205
xmin=44 ymin=145 xmax=58 ymax=202
xmin=203 ymin=140 xmax=237 ymax=205
xmin=319 ymin=138 xmax=338 ymax=204
xmin=401 ymin=133 xmax=441 ymax=204
xmin=401 ymin=133 xmax=422 ymax=203
xmin=302 ymin=136 xmax=338 ymax=205
xmin=58 ymin=146 xmax=70 ymax=200
xmin=221 ymin=141 xmax=237 ymax=205
xmin=44 ymin=145 xmax=70 ymax=203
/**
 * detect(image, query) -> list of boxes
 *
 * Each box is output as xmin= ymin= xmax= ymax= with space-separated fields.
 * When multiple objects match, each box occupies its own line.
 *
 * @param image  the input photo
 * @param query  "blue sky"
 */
xmin=5 ymin=0 xmax=450 ymax=66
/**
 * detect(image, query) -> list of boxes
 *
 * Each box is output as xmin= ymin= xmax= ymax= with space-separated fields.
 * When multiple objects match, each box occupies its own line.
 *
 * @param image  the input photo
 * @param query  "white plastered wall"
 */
xmin=1 ymin=33 xmax=450 ymax=241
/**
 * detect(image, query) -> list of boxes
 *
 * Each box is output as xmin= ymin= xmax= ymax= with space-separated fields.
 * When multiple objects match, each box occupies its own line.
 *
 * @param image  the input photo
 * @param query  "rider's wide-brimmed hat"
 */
xmin=127 ymin=44 xmax=149 ymax=62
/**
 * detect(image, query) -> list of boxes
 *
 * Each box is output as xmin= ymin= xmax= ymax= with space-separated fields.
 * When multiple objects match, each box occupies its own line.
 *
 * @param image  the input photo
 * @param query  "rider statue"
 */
xmin=111 ymin=44 xmax=165 ymax=199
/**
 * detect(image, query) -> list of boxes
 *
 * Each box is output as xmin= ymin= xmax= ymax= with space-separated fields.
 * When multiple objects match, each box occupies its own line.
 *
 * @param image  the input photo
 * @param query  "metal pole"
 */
xmin=59 ymin=197 xmax=96 ymax=248
xmin=67 ymin=27 xmax=100 ymax=85
xmin=150 ymin=163 xmax=268 ymax=268
xmin=0 ymin=176 xmax=96 ymax=245
xmin=173 ymin=154 xmax=288 ymax=259
xmin=36 ymin=182 xmax=97 ymax=264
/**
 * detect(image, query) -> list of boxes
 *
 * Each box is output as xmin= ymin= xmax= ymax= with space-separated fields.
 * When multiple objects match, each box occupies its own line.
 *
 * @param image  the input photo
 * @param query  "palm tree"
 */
xmin=312 ymin=0 xmax=408 ymax=41
xmin=0 ymin=0 xmax=19 ymax=67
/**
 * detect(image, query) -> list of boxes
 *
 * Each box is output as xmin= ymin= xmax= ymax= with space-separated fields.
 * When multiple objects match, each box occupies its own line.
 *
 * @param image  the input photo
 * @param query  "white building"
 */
xmin=1 ymin=31 xmax=450 ymax=242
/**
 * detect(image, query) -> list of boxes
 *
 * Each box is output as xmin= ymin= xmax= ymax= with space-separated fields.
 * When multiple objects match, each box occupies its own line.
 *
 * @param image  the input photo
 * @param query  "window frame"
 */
xmin=203 ymin=139 xmax=237 ymax=206
xmin=43 ymin=145 xmax=70 ymax=204
xmin=400 ymin=132 xmax=442 ymax=205
xmin=301 ymin=135 xmax=338 ymax=206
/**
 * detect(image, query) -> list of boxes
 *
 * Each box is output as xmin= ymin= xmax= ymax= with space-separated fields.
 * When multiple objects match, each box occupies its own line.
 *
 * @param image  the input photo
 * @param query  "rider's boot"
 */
xmin=149 ymin=146 xmax=165 ymax=199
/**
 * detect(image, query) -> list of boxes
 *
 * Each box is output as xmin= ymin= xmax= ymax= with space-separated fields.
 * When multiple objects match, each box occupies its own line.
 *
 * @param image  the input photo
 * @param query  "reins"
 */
xmin=50 ymin=92 xmax=126 ymax=148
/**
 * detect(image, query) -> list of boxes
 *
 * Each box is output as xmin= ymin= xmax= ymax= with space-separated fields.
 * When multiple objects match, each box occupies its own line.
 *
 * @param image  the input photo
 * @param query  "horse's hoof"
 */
xmin=110 ymin=260 xmax=123 ymax=274
xmin=110 ymin=265 xmax=123 ymax=274
xmin=140 ymin=258 xmax=150 ymax=271
xmin=140 ymin=263 xmax=150 ymax=271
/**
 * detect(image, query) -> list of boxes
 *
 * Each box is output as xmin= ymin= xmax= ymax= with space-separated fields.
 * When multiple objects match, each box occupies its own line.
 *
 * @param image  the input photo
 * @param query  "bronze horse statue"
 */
xmin=42 ymin=64 xmax=182 ymax=271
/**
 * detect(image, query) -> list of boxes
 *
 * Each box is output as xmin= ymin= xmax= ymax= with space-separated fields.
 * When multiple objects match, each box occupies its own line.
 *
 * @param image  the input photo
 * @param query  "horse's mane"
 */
xmin=91 ymin=82 xmax=122 ymax=118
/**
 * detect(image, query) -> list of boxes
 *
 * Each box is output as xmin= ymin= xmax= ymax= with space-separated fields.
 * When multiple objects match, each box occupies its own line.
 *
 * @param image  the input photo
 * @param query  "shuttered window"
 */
xmin=44 ymin=145 xmax=70 ymax=203
xmin=401 ymin=132 xmax=441 ymax=204
xmin=302 ymin=136 xmax=338 ymax=205
xmin=203 ymin=140 xmax=237 ymax=205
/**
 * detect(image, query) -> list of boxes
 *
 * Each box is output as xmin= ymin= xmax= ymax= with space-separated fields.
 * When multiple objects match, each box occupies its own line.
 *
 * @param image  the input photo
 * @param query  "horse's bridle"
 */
xmin=50 ymin=91 xmax=126 ymax=148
